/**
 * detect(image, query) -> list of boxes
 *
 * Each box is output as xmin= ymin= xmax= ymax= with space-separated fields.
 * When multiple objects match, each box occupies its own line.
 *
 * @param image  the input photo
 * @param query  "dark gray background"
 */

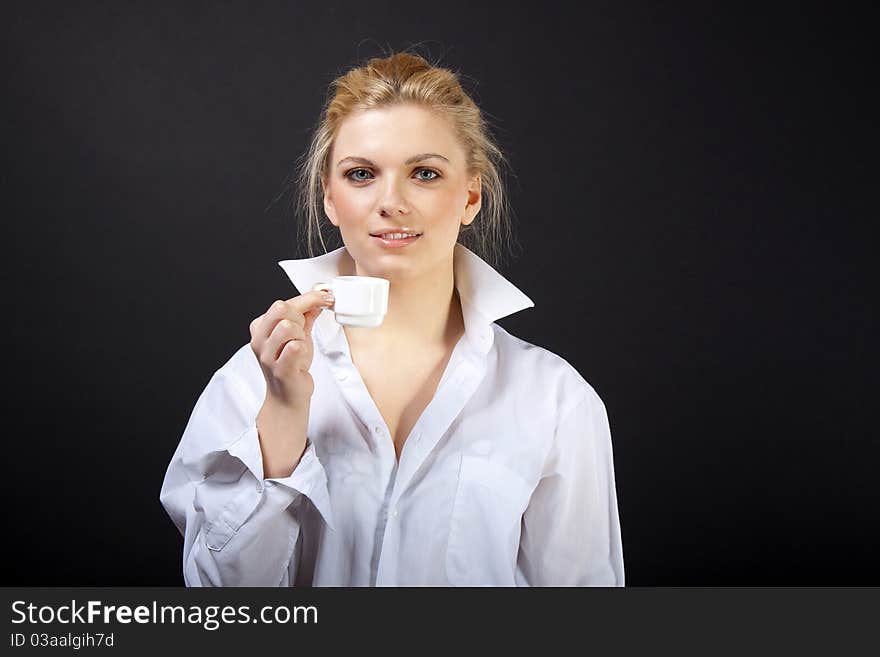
xmin=3 ymin=2 xmax=876 ymax=585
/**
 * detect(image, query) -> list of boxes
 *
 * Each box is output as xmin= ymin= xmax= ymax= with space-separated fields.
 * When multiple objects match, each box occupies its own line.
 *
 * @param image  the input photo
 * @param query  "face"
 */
xmin=322 ymin=103 xmax=481 ymax=280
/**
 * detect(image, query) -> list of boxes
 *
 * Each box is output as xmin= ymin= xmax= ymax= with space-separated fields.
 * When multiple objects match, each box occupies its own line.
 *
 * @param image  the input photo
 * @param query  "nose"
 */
xmin=377 ymin=177 xmax=409 ymax=217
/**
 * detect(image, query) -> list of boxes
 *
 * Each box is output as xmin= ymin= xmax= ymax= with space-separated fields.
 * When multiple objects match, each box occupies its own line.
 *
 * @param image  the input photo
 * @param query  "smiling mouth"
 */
xmin=369 ymin=232 xmax=422 ymax=248
xmin=369 ymin=231 xmax=423 ymax=239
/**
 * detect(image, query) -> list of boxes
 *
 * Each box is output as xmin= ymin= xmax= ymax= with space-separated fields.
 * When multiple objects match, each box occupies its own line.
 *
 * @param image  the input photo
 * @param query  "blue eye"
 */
xmin=416 ymin=168 xmax=439 ymax=181
xmin=347 ymin=168 xmax=372 ymax=182
xmin=344 ymin=168 xmax=441 ymax=183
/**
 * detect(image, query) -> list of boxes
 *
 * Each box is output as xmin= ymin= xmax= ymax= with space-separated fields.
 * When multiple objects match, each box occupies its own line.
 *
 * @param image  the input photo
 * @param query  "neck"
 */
xmin=341 ymin=250 xmax=463 ymax=351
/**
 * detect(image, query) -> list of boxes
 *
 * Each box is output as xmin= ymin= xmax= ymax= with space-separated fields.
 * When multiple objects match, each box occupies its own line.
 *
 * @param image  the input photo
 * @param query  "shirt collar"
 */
xmin=277 ymin=242 xmax=534 ymax=356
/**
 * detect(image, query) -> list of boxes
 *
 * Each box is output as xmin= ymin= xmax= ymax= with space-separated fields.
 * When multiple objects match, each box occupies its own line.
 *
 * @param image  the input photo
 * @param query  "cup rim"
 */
xmin=334 ymin=275 xmax=389 ymax=285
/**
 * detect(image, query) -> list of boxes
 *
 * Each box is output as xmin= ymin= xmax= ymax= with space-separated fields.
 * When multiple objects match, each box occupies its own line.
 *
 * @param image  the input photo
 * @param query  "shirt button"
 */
xmin=388 ymin=508 xmax=399 ymax=519
xmin=374 ymin=426 xmax=383 ymax=434
xmin=336 ymin=372 xmax=348 ymax=381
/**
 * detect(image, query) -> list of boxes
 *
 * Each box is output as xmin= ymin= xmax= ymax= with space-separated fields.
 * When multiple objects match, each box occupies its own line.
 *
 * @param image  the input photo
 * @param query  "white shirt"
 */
xmin=160 ymin=243 xmax=624 ymax=586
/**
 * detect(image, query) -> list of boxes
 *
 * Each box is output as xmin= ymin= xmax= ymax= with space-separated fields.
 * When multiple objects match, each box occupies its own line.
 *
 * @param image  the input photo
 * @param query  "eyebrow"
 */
xmin=336 ymin=153 xmax=450 ymax=168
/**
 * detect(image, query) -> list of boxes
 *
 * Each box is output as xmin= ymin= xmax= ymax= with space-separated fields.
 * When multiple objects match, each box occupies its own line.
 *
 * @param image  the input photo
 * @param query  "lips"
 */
xmin=370 ymin=233 xmax=422 ymax=248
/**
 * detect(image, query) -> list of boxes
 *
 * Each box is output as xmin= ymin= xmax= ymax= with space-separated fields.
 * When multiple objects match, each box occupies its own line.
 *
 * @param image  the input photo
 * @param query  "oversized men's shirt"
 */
xmin=159 ymin=243 xmax=624 ymax=586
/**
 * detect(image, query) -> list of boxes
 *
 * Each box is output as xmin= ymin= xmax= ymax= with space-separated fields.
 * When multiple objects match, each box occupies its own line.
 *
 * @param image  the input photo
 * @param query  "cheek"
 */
xmin=432 ymin=194 xmax=468 ymax=232
xmin=419 ymin=186 xmax=462 ymax=216
xmin=331 ymin=183 xmax=465 ymax=231
xmin=332 ymin=188 xmax=370 ymax=220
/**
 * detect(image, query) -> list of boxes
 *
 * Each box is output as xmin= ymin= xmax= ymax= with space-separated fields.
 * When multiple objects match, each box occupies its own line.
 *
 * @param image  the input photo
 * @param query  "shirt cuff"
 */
xmin=225 ymin=425 xmax=336 ymax=533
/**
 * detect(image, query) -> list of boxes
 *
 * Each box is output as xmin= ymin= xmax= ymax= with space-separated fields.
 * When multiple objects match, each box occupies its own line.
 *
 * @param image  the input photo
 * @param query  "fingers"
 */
xmin=289 ymin=287 xmax=335 ymax=319
xmin=251 ymin=290 xmax=334 ymax=344
xmin=265 ymin=317 xmax=308 ymax=362
xmin=276 ymin=338 xmax=313 ymax=378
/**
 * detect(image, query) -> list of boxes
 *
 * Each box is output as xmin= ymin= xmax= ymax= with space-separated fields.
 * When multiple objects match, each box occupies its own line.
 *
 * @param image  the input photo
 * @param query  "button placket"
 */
xmin=373 ymin=424 xmax=399 ymax=466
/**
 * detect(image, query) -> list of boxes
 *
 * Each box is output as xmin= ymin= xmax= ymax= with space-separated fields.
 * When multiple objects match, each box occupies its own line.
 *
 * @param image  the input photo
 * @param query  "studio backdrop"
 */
xmin=2 ymin=2 xmax=876 ymax=585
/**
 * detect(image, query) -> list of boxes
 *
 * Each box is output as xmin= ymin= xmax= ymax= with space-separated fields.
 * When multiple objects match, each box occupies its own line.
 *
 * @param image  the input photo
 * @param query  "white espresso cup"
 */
xmin=312 ymin=276 xmax=390 ymax=327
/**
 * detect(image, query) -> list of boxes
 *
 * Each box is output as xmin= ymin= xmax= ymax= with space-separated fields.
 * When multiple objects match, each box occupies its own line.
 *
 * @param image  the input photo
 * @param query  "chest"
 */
xmin=350 ymin=346 xmax=456 ymax=461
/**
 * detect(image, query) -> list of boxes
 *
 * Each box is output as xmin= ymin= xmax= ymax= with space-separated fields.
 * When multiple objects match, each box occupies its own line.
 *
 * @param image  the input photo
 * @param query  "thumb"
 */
xmin=303 ymin=283 xmax=334 ymax=337
xmin=302 ymin=306 xmax=322 ymax=338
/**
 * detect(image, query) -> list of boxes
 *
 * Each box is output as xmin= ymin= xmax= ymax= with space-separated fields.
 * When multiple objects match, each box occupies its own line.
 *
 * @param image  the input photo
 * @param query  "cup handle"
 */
xmin=311 ymin=282 xmax=333 ymax=294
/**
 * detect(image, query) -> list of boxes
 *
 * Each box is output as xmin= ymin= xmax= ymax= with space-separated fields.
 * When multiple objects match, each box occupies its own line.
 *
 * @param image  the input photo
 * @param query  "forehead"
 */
xmin=332 ymin=104 xmax=462 ymax=163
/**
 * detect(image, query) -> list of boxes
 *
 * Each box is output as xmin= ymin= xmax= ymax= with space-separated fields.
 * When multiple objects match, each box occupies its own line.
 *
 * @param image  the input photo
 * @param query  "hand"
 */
xmin=249 ymin=287 xmax=335 ymax=411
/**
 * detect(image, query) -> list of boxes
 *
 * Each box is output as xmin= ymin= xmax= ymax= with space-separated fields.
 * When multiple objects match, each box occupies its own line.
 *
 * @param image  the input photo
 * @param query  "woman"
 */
xmin=159 ymin=51 xmax=624 ymax=586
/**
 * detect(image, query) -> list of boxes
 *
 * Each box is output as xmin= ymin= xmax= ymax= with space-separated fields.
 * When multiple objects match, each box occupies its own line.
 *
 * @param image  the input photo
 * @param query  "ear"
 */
xmin=461 ymin=173 xmax=482 ymax=227
xmin=322 ymin=177 xmax=340 ymax=228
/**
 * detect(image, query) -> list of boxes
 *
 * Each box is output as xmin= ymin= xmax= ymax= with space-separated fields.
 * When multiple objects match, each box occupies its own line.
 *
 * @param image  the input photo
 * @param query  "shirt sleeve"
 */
xmin=159 ymin=367 xmax=335 ymax=587
xmin=515 ymin=387 xmax=625 ymax=586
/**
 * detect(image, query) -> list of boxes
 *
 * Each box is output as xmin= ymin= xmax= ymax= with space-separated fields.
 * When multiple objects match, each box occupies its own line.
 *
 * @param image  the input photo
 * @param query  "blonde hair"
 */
xmin=291 ymin=48 xmax=521 ymax=271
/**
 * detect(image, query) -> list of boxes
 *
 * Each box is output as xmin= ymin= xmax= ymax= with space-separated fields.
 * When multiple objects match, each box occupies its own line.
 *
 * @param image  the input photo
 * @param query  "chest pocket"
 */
xmin=446 ymin=454 xmax=534 ymax=586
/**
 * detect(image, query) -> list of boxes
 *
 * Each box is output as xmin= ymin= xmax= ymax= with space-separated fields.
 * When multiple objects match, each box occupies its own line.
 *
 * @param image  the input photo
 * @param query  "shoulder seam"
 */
xmin=558 ymin=386 xmax=592 ymax=429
